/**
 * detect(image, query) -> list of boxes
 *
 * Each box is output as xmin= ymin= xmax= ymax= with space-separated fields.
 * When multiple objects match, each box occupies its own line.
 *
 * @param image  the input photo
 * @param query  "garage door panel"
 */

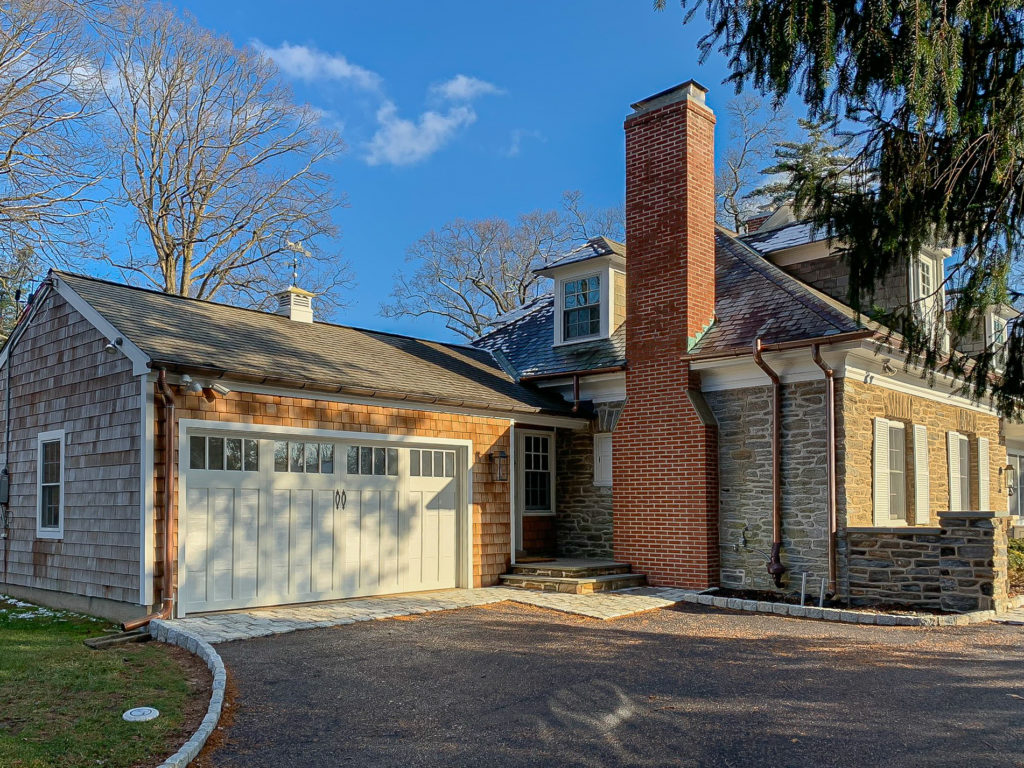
xmin=184 ymin=437 xmax=463 ymax=613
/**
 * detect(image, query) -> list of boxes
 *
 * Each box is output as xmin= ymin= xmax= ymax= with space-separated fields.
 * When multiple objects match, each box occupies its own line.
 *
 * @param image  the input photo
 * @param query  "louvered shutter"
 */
xmin=593 ymin=434 xmax=613 ymax=487
xmin=948 ymin=431 xmax=961 ymax=511
xmin=873 ymin=418 xmax=890 ymax=525
xmin=978 ymin=437 xmax=990 ymax=510
xmin=913 ymin=425 xmax=930 ymax=524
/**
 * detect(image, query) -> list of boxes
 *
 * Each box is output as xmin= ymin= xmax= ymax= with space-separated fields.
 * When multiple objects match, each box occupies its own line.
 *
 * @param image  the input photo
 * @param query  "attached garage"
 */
xmin=179 ymin=423 xmax=470 ymax=615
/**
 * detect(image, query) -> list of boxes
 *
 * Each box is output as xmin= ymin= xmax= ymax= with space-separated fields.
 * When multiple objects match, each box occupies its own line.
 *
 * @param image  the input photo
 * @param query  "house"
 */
xmin=0 ymin=80 xmax=1018 ymax=623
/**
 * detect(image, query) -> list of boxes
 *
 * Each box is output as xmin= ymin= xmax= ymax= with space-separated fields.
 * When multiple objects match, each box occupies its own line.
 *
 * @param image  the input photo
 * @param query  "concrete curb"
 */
xmin=149 ymin=619 xmax=227 ymax=768
xmin=678 ymin=592 xmax=1007 ymax=627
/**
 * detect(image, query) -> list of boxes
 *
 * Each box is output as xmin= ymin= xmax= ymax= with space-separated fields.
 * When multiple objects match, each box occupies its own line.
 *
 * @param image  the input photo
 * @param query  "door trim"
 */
xmin=175 ymin=418 xmax=474 ymax=617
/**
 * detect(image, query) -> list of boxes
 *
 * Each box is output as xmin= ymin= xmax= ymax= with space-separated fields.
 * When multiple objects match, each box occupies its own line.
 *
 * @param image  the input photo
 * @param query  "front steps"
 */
xmin=499 ymin=559 xmax=646 ymax=594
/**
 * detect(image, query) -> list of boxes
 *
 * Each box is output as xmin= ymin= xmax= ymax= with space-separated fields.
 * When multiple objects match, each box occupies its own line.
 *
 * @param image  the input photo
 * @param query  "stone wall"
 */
xmin=837 ymin=378 xmax=1006 ymax=527
xmin=844 ymin=511 xmax=1012 ymax=612
xmin=706 ymin=381 xmax=830 ymax=592
xmin=555 ymin=401 xmax=622 ymax=559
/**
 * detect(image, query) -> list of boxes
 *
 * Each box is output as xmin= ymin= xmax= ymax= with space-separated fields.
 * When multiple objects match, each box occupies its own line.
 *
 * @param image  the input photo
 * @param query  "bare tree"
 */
xmin=716 ymin=95 xmax=787 ymax=232
xmin=381 ymin=191 xmax=623 ymax=340
xmin=0 ymin=0 xmax=108 ymax=264
xmin=97 ymin=2 xmax=351 ymax=309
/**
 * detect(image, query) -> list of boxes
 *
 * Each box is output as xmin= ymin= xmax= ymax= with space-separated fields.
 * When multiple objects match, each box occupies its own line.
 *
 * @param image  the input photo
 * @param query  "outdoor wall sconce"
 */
xmin=1001 ymin=464 xmax=1017 ymax=497
xmin=488 ymin=450 xmax=509 ymax=482
xmin=103 ymin=337 xmax=123 ymax=355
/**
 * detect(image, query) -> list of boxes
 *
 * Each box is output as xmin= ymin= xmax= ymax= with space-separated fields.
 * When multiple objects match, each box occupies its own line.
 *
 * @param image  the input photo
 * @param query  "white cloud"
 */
xmin=430 ymin=74 xmax=504 ymax=102
xmin=252 ymin=40 xmax=382 ymax=91
xmin=503 ymin=128 xmax=545 ymax=158
xmin=365 ymin=101 xmax=477 ymax=166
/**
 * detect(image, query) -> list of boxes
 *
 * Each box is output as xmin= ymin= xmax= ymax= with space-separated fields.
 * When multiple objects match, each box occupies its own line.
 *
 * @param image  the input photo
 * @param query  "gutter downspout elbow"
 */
xmin=753 ymin=337 xmax=786 ymax=588
xmin=812 ymin=344 xmax=838 ymax=597
xmin=122 ymin=369 xmax=176 ymax=631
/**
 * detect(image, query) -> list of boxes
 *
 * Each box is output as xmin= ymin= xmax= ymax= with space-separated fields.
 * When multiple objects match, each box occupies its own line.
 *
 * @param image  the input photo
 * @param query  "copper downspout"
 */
xmin=753 ymin=337 xmax=786 ymax=587
xmin=122 ymin=369 xmax=176 ymax=631
xmin=812 ymin=344 xmax=838 ymax=597
xmin=571 ymin=374 xmax=581 ymax=413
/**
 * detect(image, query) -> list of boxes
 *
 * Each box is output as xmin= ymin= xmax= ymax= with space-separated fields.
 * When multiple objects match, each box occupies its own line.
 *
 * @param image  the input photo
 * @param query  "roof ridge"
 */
xmin=714 ymin=229 xmax=863 ymax=334
xmin=52 ymin=269 xmax=483 ymax=354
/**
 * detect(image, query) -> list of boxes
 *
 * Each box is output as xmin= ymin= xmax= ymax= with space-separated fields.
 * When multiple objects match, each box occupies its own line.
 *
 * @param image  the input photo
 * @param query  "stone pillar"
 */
xmin=938 ymin=510 xmax=1011 ymax=612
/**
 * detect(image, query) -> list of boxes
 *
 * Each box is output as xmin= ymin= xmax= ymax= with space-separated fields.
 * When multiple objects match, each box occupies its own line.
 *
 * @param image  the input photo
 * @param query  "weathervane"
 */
xmin=284 ymin=240 xmax=311 ymax=287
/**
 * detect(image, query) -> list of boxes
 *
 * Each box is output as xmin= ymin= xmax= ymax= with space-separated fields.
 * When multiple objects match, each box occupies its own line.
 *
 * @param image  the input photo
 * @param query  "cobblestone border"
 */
xmin=679 ymin=591 xmax=1014 ymax=626
xmin=148 ymin=619 xmax=226 ymax=768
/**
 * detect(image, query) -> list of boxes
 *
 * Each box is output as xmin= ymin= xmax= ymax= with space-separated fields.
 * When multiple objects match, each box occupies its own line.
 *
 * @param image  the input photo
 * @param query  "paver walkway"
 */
xmin=165 ymin=586 xmax=696 ymax=643
xmin=994 ymin=607 xmax=1024 ymax=625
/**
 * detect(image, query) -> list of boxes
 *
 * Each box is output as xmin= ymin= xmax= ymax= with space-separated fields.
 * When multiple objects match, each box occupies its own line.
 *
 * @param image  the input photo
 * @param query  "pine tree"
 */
xmin=750 ymin=119 xmax=855 ymax=209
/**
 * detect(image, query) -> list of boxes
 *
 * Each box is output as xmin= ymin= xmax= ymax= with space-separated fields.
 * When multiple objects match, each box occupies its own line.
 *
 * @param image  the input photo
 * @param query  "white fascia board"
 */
xmin=534 ymin=371 xmax=626 ymax=404
xmin=50 ymin=276 xmax=151 ymax=375
xmin=691 ymin=344 xmax=852 ymax=392
xmin=165 ymin=376 xmax=587 ymax=431
xmin=139 ymin=372 xmax=155 ymax=607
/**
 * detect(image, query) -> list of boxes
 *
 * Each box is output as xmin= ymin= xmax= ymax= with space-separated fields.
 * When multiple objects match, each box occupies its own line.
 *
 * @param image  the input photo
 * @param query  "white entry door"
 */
xmin=181 ymin=433 xmax=462 ymax=614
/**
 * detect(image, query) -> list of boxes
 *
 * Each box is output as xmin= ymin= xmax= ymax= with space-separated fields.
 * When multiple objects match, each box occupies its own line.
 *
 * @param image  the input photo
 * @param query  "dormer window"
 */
xmin=563 ymin=276 xmax=601 ymax=340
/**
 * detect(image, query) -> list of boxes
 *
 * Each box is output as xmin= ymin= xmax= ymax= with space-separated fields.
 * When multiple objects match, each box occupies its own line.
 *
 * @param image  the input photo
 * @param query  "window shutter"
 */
xmin=978 ymin=437 xmax=990 ymax=510
xmin=593 ymin=434 xmax=613 ymax=487
xmin=948 ymin=431 xmax=961 ymax=511
xmin=873 ymin=418 xmax=890 ymax=525
xmin=913 ymin=425 xmax=930 ymax=524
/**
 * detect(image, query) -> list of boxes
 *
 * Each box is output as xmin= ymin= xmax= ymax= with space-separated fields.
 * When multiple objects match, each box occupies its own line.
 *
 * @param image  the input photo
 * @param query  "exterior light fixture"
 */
xmin=1001 ymin=464 xmax=1017 ymax=496
xmin=210 ymin=382 xmax=231 ymax=396
xmin=180 ymin=374 xmax=203 ymax=394
xmin=488 ymin=449 xmax=509 ymax=482
xmin=881 ymin=359 xmax=898 ymax=376
xmin=103 ymin=337 xmax=123 ymax=355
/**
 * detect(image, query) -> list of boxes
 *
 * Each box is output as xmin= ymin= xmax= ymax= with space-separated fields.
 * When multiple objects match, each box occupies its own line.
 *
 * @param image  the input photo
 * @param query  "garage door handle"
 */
xmin=335 ymin=489 xmax=346 ymax=511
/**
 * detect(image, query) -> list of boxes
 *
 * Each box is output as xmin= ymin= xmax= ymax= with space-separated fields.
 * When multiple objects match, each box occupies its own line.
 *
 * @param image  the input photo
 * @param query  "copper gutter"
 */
xmin=812 ymin=344 xmax=838 ymax=597
xmin=687 ymin=329 xmax=877 ymax=362
xmin=122 ymin=369 xmax=176 ymax=631
xmin=518 ymin=364 xmax=627 ymax=382
xmin=753 ymin=337 xmax=786 ymax=587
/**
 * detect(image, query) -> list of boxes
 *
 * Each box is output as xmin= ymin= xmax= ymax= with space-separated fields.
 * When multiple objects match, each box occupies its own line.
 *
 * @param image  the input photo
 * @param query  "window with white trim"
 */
xmin=409 ymin=449 xmax=454 ymax=478
xmin=887 ymin=422 xmax=907 ymax=520
xmin=593 ymin=433 xmax=612 ymax=487
xmin=873 ymin=418 xmax=915 ymax=525
xmin=562 ymin=275 xmax=601 ymax=340
xmin=521 ymin=432 xmax=554 ymax=514
xmin=37 ymin=430 xmax=65 ymax=539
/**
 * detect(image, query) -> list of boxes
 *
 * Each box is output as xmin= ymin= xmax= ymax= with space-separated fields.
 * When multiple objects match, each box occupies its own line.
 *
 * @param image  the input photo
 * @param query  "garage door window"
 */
xmin=347 ymin=445 xmax=398 ymax=476
xmin=191 ymin=436 xmax=259 ymax=471
xmin=409 ymin=449 xmax=455 ymax=478
xmin=274 ymin=441 xmax=335 ymax=474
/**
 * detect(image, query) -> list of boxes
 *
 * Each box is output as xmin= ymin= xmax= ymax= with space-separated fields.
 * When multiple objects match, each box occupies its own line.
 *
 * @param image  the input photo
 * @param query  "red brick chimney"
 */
xmin=612 ymin=81 xmax=719 ymax=589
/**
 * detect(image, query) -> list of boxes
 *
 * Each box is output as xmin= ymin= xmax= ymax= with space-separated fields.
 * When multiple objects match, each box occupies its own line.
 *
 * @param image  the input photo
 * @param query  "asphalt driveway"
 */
xmin=200 ymin=602 xmax=1024 ymax=768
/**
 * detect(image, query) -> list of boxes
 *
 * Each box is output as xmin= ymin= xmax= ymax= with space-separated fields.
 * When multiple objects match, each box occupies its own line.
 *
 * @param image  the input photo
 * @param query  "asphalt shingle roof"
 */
xmin=53 ymin=271 xmax=573 ymax=416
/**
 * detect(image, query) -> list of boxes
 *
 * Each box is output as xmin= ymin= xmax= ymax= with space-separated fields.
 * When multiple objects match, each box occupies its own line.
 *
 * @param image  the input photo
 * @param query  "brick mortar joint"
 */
xmin=150 ymin=619 xmax=226 ymax=768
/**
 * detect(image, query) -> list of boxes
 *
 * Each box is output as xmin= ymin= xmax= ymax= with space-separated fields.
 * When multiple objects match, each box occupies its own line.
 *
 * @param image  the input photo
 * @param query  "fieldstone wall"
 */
xmin=554 ymin=401 xmax=623 ymax=559
xmin=706 ymin=381 xmax=830 ymax=593
xmin=844 ymin=511 xmax=1012 ymax=612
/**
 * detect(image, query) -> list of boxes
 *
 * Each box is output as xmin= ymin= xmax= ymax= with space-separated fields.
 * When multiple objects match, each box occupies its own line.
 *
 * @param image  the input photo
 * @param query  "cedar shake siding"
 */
xmin=153 ymin=390 xmax=513 ymax=600
xmin=0 ymin=292 xmax=142 ymax=607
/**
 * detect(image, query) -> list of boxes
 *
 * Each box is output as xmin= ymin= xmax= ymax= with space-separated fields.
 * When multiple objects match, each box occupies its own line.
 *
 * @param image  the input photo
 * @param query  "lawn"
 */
xmin=0 ymin=596 xmax=208 ymax=768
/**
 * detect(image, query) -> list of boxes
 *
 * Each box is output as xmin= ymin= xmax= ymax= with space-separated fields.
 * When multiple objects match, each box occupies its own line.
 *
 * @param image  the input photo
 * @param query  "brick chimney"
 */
xmin=612 ymin=81 xmax=719 ymax=589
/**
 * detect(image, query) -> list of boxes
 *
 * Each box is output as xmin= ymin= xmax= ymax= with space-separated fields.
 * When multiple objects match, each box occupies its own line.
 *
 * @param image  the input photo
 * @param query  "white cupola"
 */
xmin=275 ymin=285 xmax=315 ymax=323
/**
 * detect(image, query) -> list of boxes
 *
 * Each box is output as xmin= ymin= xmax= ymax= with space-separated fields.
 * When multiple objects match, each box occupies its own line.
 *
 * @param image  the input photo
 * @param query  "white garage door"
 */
xmin=180 ymin=433 xmax=462 ymax=614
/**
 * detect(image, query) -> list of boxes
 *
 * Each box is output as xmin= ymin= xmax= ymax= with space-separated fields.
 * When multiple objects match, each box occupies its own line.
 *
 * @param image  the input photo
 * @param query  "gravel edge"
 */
xmin=148 ymin=619 xmax=227 ymax=768
xmin=682 ymin=591 xmax=1024 ymax=627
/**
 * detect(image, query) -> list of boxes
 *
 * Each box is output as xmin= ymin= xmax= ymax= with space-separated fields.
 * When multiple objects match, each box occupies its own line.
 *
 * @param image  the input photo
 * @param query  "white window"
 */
xmin=344 ymin=445 xmax=397 ymax=476
xmin=520 ymin=432 xmax=554 ymax=515
xmin=948 ymin=431 xmax=972 ymax=511
xmin=916 ymin=258 xmax=935 ymax=302
xmin=37 ymin=430 xmax=65 ymax=539
xmin=593 ymin=433 xmax=613 ymax=487
xmin=409 ymin=449 xmax=455 ymax=478
xmin=990 ymin=315 xmax=1008 ymax=368
xmin=562 ymin=275 xmax=601 ymax=340
xmin=1009 ymin=453 xmax=1023 ymax=518
xmin=873 ymin=418 xmax=910 ymax=525
xmin=272 ymin=441 xmax=338 ymax=474
xmin=191 ymin=436 xmax=259 ymax=472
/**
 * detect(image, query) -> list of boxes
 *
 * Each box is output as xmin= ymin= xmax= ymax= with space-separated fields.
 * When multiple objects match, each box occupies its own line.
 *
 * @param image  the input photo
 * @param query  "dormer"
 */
xmin=535 ymin=237 xmax=626 ymax=347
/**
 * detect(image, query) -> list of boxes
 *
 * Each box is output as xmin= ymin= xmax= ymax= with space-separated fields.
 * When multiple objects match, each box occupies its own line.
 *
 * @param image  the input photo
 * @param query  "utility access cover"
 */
xmin=122 ymin=707 xmax=160 ymax=722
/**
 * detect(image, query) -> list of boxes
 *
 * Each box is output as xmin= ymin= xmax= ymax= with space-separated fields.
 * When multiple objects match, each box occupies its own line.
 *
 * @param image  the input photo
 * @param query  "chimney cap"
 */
xmin=630 ymin=80 xmax=709 ymax=115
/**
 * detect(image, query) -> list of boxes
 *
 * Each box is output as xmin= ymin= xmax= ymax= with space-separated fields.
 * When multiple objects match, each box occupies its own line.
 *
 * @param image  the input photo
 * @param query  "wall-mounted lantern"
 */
xmin=1000 ymin=464 xmax=1017 ymax=497
xmin=488 ymin=450 xmax=509 ymax=482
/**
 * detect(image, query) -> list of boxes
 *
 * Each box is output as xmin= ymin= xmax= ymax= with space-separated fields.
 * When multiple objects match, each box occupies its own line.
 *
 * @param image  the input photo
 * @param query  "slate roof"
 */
xmin=52 ymin=271 xmax=573 ymax=416
xmin=534 ymin=236 xmax=625 ymax=274
xmin=739 ymin=221 xmax=828 ymax=254
xmin=690 ymin=231 xmax=869 ymax=354
xmin=473 ymin=295 xmax=626 ymax=379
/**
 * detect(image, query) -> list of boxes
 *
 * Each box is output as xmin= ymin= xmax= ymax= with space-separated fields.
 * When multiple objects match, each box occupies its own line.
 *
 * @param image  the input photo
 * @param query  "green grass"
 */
xmin=0 ymin=597 xmax=198 ymax=768
xmin=1010 ymin=538 xmax=1024 ymax=595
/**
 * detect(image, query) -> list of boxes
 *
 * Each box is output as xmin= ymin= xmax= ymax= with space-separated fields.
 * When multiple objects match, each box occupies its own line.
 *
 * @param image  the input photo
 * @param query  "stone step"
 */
xmin=498 ymin=572 xmax=647 ymax=594
xmin=510 ymin=561 xmax=633 ymax=579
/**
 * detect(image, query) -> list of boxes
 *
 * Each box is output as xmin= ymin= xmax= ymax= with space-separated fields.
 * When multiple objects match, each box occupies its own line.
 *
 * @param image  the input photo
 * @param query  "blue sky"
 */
xmin=168 ymin=1 xmax=759 ymax=340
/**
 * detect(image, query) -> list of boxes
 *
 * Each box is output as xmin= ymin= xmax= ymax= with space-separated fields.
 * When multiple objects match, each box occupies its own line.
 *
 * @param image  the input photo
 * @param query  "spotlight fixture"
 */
xmin=881 ymin=358 xmax=898 ymax=376
xmin=103 ymin=337 xmax=123 ymax=355
xmin=210 ymin=382 xmax=232 ymax=396
xmin=180 ymin=374 xmax=203 ymax=394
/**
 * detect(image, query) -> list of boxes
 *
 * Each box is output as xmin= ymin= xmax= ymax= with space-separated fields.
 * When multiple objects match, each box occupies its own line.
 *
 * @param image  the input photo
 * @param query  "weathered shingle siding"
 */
xmin=0 ymin=291 xmax=141 ymax=604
